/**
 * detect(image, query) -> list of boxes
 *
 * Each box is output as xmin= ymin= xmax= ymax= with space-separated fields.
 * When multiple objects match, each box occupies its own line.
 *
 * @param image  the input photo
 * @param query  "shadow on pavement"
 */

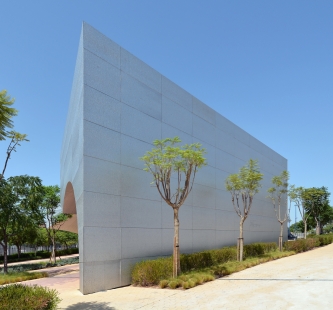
xmin=65 ymin=301 xmax=115 ymax=309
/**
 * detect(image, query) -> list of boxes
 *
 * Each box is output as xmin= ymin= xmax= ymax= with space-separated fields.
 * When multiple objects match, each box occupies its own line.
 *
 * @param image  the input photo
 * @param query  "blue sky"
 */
xmin=0 ymin=1 xmax=332 ymax=223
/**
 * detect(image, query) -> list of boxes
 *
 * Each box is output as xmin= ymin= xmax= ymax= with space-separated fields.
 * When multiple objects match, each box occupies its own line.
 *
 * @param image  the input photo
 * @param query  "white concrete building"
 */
xmin=61 ymin=22 xmax=287 ymax=294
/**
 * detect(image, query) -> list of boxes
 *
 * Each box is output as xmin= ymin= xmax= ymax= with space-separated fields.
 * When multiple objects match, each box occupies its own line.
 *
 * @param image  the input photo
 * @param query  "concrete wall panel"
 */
xmin=121 ymin=72 xmax=162 ymax=120
xmin=84 ymin=85 xmax=121 ymax=132
xmin=121 ymin=104 xmax=161 ymax=143
xmin=161 ymin=76 xmax=192 ymax=111
xmin=162 ymin=96 xmax=192 ymax=134
xmin=121 ymin=48 xmax=161 ymax=92
xmin=84 ymin=49 xmax=121 ymax=101
xmin=193 ymin=97 xmax=216 ymax=125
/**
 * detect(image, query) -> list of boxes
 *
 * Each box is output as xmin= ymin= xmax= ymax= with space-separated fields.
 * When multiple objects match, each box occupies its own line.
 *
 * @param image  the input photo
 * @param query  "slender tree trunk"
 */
xmin=279 ymin=223 xmax=283 ymax=251
xmin=17 ymin=244 xmax=21 ymax=259
xmin=173 ymin=207 xmax=180 ymax=278
xmin=315 ymin=220 xmax=320 ymax=235
xmin=3 ymin=237 xmax=8 ymax=274
xmin=238 ymin=219 xmax=244 ymax=262
xmin=304 ymin=221 xmax=307 ymax=239
xmin=50 ymin=237 xmax=56 ymax=264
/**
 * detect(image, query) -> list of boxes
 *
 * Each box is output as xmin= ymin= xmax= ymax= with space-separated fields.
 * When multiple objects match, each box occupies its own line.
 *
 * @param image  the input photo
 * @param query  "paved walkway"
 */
xmin=21 ymin=244 xmax=333 ymax=309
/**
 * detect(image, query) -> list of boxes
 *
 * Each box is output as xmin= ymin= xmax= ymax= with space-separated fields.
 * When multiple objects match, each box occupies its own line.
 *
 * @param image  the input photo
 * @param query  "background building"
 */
xmin=61 ymin=22 xmax=287 ymax=294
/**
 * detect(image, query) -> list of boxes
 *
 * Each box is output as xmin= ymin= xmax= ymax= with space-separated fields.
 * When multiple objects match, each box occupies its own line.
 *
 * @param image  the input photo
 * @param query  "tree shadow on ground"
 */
xmin=65 ymin=301 xmax=115 ymax=309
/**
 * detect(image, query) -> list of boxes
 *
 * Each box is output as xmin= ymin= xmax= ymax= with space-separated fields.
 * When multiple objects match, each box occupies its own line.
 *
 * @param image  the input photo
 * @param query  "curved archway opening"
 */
xmin=61 ymin=182 xmax=78 ymax=233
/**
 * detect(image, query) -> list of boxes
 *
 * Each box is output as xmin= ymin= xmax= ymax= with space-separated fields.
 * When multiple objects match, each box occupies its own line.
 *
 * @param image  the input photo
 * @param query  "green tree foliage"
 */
xmin=56 ymin=231 xmax=78 ymax=250
xmin=290 ymin=220 xmax=308 ymax=233
xmin=0 ymin=90 xmax=17 ymax=141
xmin=8 ymin=214 xmax=39 ymax=258
xmin=303 ymin=187 xmax=331 ymax=235
xmin=0 ymin=175 xmax=43 ymax=273
xmin=32 ymin=227 xmax=49 ymax=253
xmin=267 ymin=170 xmax=289 ymax=251
xmin=41 ymin=185 xmax=71 ymax=264
xmin=290 ymin=205 xmax=333 ymax=234
xmin=323 ymin=223 xmax=333 ymax=234
xmin=289 ymin=186 xmax=310 ymax=238
xmin=141 ymin=137 xmax=206 ymax=277
xmin=225 ymin=159 xmax=263 ymax=261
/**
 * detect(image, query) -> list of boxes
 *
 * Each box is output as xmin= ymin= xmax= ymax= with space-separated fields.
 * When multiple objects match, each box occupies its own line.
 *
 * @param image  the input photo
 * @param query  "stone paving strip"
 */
xmin=19 ymin=244 xmax=333 ymax=309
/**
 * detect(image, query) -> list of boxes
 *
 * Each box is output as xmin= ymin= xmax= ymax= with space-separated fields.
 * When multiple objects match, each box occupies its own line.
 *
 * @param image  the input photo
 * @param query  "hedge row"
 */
xmin=283 ymin=234 xmax=333 ymax=253
xmin=132 ymin=242 xmax=277 ymax=286
xmin=0 ymin=248 xmax=79 ymax=264
xmin=283 ymin=238 xmax=318 ymax=253
xmin=310 ymin=234 xmax=333 ymax=246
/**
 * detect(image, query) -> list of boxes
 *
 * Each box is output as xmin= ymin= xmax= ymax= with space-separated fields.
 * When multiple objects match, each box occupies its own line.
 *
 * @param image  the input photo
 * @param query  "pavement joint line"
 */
xmin=133 ymin=292 xmax=180 ymax=310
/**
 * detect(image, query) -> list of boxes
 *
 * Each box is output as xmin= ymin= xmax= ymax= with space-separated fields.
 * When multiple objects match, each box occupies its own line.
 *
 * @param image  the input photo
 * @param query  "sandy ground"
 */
xmin=17 ymin=244 xmax=333 ymax=309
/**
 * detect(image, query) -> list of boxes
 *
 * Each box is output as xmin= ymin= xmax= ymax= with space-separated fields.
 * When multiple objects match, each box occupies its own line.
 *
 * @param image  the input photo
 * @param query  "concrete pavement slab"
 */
xmin=17 ymin=244 xmax=333 ymax=309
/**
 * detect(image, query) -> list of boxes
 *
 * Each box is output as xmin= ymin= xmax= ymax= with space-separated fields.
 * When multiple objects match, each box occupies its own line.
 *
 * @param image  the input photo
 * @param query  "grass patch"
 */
xmin=158 ymin=272 xmax=215 ymax=290
xmin=0 ymin=271 xmax=48 ymax=285
xmin=0 ymin=283 xmax=60 ymax=310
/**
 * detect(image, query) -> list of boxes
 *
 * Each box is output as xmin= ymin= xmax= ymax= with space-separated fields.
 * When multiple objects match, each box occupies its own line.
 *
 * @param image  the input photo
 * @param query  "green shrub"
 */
xmin=0 ymin=284 xmax=60 ymax=310
xmin=314 ymin=234 xmax=333 ymax=246
xmin=180 ymin=247 xmax=237 ymax=272
xmin=283 ymin=238 xmax=319 ymax=253
xmin=210 ymin=247 xmax=237 ymax=265
xmin=168 ymin=281 xmax=177 ymax=289
xmin=159 ymin=279 xmax=169 ymax=288
xmin=243 ymin=242 xmax=277 ymax=258
xmin=180 ymin=251 xmax=213 ymax=271
xmin=131 ymin=257 xmax=173 ymax=286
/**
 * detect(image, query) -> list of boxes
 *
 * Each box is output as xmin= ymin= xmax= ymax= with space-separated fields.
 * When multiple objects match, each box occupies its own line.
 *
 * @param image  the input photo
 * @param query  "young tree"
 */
xmin=1 ymin=131 xmax=28 ymax=180
xmin=289 ymin=185 xmax=309 ymax=239
xmin=141 ymin=137 xmax=206 ymax=277
xmin=225 ymin=159 xmax=263 ymax=261
xmin=0 ymin=175 xmax=43 ymax=273
xmin=0 ymin=90 xmax=18 ymax=141
xmin=41 ymin=185 xmax=71 ymax=264
xmin=0 ymin=90 xmax=28 ymax=180
xmin=303 ymin=187 xmax=330 ymax=235
xmin=267 ymin=170 xmax=289 ymax=251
